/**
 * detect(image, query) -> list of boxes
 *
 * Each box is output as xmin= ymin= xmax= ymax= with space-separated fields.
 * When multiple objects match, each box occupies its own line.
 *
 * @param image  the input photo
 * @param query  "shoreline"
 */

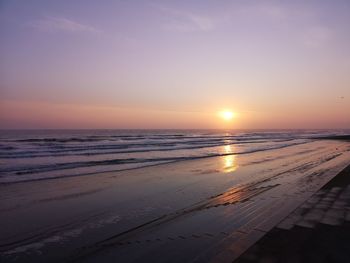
xmin=0 ymin=139 xmax=311 ymax=185
xmin=2 ymin=132 xmax=349 ymax=185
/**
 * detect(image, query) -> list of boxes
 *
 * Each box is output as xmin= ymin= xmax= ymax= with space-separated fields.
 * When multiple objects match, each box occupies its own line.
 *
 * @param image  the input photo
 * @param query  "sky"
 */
xmin=0 ymin=0 xmax=349 ymax=129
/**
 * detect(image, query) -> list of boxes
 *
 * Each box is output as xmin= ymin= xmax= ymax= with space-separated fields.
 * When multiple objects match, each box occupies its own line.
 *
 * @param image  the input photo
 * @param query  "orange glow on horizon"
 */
xmin=0 ymin=100 xmax=349 ymax=130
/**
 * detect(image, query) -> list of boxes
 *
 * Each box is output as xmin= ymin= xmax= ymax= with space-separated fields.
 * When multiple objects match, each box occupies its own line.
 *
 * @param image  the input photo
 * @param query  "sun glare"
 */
xmin=220 ymin=110 xmax=235 ymax=121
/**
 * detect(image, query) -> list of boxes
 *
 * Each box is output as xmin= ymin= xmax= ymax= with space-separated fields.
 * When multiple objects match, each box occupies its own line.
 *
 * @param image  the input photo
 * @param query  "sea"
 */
xmin=0 ymin=129 xmax=348 ymax=184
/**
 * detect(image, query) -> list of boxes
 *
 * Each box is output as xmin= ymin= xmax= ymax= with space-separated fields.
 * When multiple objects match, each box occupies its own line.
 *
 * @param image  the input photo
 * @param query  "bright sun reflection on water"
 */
xmin=222 ymin=144 xmax=238 ymax=173
xmin=224 ymin=145 xmax=232 ymax=152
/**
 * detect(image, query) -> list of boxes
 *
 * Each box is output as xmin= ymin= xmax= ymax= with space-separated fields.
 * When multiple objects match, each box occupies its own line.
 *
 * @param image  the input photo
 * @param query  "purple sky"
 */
xmin=1 ymin=0 xmax=349 ymax=129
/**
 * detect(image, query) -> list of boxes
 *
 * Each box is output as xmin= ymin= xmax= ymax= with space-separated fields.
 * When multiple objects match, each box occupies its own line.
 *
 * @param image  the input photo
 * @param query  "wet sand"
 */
xmin=1 ymin=139 xmax=350 ymax=262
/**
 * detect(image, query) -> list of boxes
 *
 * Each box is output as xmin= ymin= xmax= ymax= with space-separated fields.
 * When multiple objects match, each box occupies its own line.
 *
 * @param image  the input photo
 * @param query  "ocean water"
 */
xmin=0 ymin=129 xmax=348 ymax=183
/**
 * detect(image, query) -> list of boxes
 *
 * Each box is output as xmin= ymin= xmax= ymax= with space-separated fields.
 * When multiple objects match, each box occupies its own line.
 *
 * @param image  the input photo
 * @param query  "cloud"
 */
xmin=159 ymin=7 xmax=215 ymax=32
xmin=236 ymin=3 xmax=288 ymax=21
xmin=28 ymin=16 xmax=99 ymax=34
xmin=258 ymin=5 xmax=286 ymax=20
xmin=303 ymin=26 xmax=332 ymax=48
xmin=158 ymin=3 xmax=288 ymax=33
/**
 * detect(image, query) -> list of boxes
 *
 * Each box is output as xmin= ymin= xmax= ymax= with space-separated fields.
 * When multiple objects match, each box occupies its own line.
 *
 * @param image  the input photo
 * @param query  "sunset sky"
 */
xmin=1 ymin=0 xmax=349 ymax=129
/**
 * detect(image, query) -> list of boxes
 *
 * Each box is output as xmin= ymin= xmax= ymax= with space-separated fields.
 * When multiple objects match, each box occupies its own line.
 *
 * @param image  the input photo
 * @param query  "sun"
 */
xmin=219 ymin=110 xmax=235 ymax=121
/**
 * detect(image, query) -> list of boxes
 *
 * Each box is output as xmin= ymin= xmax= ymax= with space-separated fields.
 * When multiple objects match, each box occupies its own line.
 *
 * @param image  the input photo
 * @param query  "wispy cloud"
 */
xmin=258 ymin=5 xmax=287 ymax=20
xmin=158 ymin=3 xmax=288 ymax=33
xmin=303 ymin=26 xmax=332 ymax=48
xmin=159 ymin=7 xmax=215 ymax=33
xmin=28 ymin=16 xmax=99 ymax=34
xmin=236 ymin=3 xmax=288 ymax=21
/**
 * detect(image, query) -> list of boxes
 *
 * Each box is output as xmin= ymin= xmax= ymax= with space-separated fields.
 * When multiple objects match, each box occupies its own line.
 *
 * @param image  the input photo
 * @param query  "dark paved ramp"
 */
xmin=236 ymin=164 xmax=350 ymax=263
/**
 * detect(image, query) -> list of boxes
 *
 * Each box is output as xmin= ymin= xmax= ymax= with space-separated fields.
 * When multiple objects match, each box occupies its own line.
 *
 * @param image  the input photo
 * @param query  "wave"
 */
xmin=1 ymin=129 xmax=348 ymax=184
xmin=0 ymin=139 xmax=290 ymax=159
xmin=0 ymin=135 xmax=298 ymax=159
xmin=0 ymin=140 xmax=309 ymax=184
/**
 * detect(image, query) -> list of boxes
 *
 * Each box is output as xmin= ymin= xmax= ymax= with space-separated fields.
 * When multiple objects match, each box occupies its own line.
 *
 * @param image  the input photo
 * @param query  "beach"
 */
xmin=1 ymin=131 xmax=350 ymax=262
xmin=2 ymin=0 xmax=350 ymax=262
